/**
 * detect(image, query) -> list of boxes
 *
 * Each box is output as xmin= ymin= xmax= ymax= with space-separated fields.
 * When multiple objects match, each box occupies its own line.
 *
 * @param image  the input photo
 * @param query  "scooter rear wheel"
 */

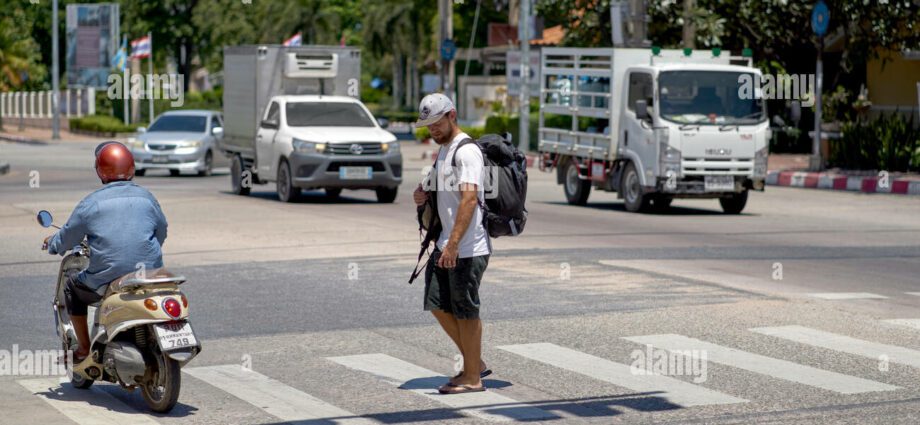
xmin=141 ymin=348 xmax=181 ymax=413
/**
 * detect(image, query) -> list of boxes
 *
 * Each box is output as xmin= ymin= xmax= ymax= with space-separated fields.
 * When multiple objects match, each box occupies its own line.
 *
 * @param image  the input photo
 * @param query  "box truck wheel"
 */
xmin=276 ymin=159 xmax=301 ymax=202
xmin=563 ymin=161 xmax=591 ymax=205
xmin=719 ymin=189 xmax=748 ymax=214
xmin=621 ymin=162 xmax=650 ymax=212
xmin=376 ymin=187 xmax=398 ymax=203
xmin=231 ymin=155 xmax=251 ymax=196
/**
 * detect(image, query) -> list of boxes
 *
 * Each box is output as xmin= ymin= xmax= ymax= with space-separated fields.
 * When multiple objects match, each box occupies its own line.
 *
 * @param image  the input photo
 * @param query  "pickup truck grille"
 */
xmin=326 ymin=142 xmax=383 ymax=155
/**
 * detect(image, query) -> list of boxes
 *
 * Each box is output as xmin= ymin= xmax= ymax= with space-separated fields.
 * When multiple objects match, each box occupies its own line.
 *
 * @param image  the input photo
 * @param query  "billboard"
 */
xmin=66 ymin=3 xmax=120 ymax=88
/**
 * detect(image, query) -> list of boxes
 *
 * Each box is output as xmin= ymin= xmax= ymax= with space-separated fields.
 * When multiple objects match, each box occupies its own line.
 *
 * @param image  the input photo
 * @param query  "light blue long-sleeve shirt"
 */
xmin=47 ymin=181 xmax=168 ymax=293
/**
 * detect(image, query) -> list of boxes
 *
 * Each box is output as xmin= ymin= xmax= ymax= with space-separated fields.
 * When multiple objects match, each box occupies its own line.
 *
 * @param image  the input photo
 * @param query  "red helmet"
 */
xmin=95 ymin=141 xmax=135 ymax=183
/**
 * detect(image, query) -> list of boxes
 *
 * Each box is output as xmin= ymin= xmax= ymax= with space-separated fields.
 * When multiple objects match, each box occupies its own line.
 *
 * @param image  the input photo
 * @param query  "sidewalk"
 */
xmin=767 ymin=153 xmax=920 ymax=196
xmin=0 ymin=126 xmax=106 ymax=144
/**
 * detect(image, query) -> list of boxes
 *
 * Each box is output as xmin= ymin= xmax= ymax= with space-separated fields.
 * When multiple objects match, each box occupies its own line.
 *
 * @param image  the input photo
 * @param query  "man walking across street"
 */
xmin=413 ymin=93 xmax=492 ymax=395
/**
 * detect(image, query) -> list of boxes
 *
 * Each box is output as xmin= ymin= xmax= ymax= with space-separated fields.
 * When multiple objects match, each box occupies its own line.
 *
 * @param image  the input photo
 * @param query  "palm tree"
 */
xmin=363 ymin=0 xmax=434 ymax=109
xmin=0 ymin=16 xmax=43 ymax=129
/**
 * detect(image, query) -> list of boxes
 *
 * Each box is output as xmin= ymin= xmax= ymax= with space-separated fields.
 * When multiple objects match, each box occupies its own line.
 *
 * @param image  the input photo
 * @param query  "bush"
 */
xmin=69 ymin=115 xmax=139 ymax=134
xmin=829 ymin=113 xmax=920 ymax=171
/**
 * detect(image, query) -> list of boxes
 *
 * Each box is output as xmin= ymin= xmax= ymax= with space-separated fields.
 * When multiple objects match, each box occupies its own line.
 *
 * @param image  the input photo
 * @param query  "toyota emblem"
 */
xmin=349 ymin=144 xmax=363 ymax=154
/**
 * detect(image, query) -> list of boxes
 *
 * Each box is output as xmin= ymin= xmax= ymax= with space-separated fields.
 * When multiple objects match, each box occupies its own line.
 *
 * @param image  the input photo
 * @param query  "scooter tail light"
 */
xmin=144 ymin=299 xmax=157 ymax=311
xmin=163 ymin=298 xmax=182 ymax=318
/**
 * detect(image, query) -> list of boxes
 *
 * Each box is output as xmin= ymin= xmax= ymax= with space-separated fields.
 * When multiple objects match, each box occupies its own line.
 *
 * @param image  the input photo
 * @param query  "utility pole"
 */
xmin=438 ymin=0 xmax=454 ymax=100
xmin=518 ymin=0 xmax=530 ymax=153
xmin=682 ymin=0 xmax=695 ymax=49
xmin=52 ymin=0 xmax=60 ymax=140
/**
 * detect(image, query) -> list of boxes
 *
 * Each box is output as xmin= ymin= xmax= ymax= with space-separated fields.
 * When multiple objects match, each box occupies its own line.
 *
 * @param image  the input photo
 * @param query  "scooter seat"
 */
xmin=107 ymin=268 xmax=186 ymax=294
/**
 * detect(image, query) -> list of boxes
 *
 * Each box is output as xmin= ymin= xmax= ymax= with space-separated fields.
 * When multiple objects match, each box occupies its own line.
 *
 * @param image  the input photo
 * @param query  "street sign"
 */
xmin=440 ymin=39 xmax=456 ymax=61
xmin=811 ymin=0 xmax=830 ymax=37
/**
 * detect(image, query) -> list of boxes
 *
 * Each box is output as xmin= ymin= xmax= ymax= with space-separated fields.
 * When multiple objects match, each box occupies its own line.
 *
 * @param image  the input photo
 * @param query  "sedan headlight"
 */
xmin=181 ymin=140 xmax=202 ymax=148
xmin=381 ymin=141 xmax=400 ymax=153
xmin=293 ymin=139 xmax=326 ymax=154
xmin=127 ymin=138 xmax=145 ymax=150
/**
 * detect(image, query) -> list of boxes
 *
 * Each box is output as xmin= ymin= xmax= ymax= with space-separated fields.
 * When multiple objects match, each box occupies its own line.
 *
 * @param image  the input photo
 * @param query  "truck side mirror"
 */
xmin=790 ymin=100 xmax=801 ymax=125
xmin=376 ymin=118 xmax=389 ymax=129
xmin=260 ymin=120 xmax=278 ymax=130
xmin=635 ymin=100 xmax=650 ymax=121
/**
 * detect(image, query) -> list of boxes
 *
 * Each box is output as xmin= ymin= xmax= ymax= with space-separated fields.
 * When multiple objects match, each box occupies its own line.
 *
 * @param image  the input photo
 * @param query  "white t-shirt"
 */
xmin=435 ymin=133 xmax=492 ymax=258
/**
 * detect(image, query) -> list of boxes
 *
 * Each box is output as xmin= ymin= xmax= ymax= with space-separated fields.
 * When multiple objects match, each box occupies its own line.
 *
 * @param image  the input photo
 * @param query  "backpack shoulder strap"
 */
xmin=451 ymin=138 xmax=479 ymax=168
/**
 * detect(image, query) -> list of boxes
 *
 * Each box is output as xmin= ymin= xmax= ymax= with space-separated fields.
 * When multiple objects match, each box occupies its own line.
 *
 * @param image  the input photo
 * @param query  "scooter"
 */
xmin=38 ymin=210 xmax=201 ymax=413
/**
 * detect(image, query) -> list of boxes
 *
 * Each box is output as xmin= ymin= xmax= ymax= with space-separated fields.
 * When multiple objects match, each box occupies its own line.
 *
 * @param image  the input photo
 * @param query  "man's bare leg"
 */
xmin=452 ymin=317 xmax=483 ymax=388
xmin=71 ymin=315 xmax=90 ymax=359
xmin=432 ymin=310 xmax=464 ymax=355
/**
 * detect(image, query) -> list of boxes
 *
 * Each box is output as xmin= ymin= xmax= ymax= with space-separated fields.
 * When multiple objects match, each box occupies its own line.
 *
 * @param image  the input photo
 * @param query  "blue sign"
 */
xmin=811 ymin=0 xmax=830 ymax=37
xmin=441 ymin=39 xmax=457 ymax=61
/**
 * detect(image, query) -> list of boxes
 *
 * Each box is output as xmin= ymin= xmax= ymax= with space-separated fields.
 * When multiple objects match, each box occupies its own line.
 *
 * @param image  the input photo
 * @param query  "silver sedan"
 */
xmin=130 ymin=110 xmax=228 ymax=177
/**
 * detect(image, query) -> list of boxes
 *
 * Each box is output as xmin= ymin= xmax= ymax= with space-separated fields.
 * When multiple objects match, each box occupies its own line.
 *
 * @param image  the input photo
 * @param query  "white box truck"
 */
xmin=221 ymin=45 xmax=402 ymax=203
xmin=537 ymin=48 xmax=769 ymax=213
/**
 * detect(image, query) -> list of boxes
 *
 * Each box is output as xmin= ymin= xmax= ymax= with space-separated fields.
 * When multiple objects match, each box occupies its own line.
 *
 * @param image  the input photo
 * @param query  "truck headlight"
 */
xmin=293 ymin=139 xmax=325 ymax=154
xmin=754 ymin=146 xmax=768 ymax=176
xmin=381 ymin=141 xmax=400 ymax=153
xmin=659 ymin=136 xmax=681 ymax=177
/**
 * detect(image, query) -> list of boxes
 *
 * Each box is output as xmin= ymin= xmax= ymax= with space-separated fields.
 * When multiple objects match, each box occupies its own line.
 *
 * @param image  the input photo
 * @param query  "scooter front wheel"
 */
xmin=141 ymin=349 xmax=181 ymax=413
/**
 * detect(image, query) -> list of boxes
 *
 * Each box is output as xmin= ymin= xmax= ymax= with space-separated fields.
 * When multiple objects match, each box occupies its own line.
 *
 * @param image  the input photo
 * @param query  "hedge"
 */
xmin=414 ymin=125 xmax=485 ymax=141
xmin=69 ymin=115 xmax=140 ymax=134
xmin=830 ymin=113 xmax=920 ymax=172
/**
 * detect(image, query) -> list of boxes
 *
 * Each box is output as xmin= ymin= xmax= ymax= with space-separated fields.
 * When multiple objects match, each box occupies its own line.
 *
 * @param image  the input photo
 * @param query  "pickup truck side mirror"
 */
xmin=376 ymin=118 xmax=389 ymax=129
xmin=212 ymin=126 xmax=224 ymax=137
xmin=260 ymin=120 xmax=279 ymax=130
xmin=635 ymin=100 xmax=650 ymax=121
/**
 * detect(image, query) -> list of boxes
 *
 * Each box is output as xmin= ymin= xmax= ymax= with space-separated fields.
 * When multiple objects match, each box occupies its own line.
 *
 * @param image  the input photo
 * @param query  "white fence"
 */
xmin=0 ymin=88 xmax=96 ymax=119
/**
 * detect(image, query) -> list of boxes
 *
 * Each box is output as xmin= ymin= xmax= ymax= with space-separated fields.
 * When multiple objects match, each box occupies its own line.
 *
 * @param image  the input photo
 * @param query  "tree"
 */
xmin=121 ymin=0 xmax=203 ymax=93
xmin=0 ymin=8 xmax=46 ymax=92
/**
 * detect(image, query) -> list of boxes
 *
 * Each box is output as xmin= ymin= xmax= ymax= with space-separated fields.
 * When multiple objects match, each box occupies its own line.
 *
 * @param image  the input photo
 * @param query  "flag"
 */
xmin=283 ymin=32 xmax=302 ymax=47
xmin=130 ymin=35 xmax=152 ymax=59
xmin=111 ymin=36 xmax=128 ymax=71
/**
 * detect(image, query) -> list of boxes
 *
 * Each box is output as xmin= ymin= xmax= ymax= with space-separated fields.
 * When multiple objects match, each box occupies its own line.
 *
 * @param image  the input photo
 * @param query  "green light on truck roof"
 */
xmin=742 ymin=48 xmax=753 ymax=57
xmin=712 ymin=47 xmax=722 ymax=57
xmin=683 ymin=48 xmax=692 ymax=57
xmin=651 ymin=46 xmax=661 ymax=56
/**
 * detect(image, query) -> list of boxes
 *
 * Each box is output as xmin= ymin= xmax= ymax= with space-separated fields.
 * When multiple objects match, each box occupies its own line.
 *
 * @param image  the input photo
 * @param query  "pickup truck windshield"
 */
xmin=147 ymin=115 xmax=207 ymax=132
xmin=658 ymin=71 xmax=765 ymax=125
xmin=286 ymin=102 xmax=375 ymax=127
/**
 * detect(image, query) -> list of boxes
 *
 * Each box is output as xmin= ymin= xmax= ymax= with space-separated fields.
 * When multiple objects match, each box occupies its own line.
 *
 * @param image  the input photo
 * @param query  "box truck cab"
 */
xmin=538 ymin=48 xmax=769 ymax=213
xmin=221 ymin=45 xmax=402 ymax=203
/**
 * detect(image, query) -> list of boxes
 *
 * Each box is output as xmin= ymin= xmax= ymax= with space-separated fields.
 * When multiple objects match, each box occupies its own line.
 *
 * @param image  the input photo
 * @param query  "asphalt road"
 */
xmin=1 ymin=139 xmax=919 ymax=424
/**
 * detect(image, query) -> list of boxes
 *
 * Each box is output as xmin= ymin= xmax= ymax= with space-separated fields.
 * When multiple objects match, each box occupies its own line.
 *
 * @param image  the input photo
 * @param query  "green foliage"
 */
xmin=70 ymin=115 xmax=140 ymax=134
xmin=413 ymin=125 xmax=486 ymax=141
xmin=0 ymin=11 xmax=46 ymax=91
xmin=830 ymin=113 xmax=920 ymax=172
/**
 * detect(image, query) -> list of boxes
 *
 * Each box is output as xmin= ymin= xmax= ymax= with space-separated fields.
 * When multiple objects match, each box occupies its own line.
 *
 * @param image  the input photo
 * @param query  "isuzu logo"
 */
xmin=349 ymin=144 xmax=364 ymax=154
xmin=705 ymin=148 xmax=732 ymax=156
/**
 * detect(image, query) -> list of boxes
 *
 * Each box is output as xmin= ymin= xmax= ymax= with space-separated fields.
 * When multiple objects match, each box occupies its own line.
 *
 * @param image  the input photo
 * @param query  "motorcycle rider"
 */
xmin=42 ymin=141 xmax=168 ymax=362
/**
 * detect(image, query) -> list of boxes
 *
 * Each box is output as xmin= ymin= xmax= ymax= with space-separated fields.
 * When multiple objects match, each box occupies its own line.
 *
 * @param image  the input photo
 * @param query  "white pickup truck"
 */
xmin=538 ymin=47 xmax=769 ymax=213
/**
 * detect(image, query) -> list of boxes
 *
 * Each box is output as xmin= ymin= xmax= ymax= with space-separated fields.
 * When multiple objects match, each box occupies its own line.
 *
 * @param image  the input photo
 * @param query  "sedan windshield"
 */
xmin=286 ymin=102 xmax=376 ymax=127
xmin=658 ymin=71 xmax=765 ymax=125
xmin=147 ymin=115 xmax=208 ymax=132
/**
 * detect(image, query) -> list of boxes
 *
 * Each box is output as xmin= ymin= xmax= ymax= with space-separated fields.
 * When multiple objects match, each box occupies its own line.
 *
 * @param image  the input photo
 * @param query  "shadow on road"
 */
xmin=541 ymin=201 xmax=758 ymax=216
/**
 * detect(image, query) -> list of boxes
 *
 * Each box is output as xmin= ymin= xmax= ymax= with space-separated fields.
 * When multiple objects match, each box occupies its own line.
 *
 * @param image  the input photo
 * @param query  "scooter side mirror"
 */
xmin=37 ymin=210 xmax=53 ymax=227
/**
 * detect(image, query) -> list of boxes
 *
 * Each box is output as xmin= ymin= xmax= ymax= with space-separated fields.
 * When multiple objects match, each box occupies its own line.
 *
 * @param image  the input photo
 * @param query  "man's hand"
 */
xmin=42 ymin=235 xmax=51 ymax=251
xmin=413 ymin=184 xmax=429 ymax=207
xmin=438 ymin=241 xmax=459 ymax=269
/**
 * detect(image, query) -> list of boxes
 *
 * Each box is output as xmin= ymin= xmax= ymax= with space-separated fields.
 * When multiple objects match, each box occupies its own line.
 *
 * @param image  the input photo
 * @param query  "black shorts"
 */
xmin=423 ymin=249 xmax=490 ymax=320
xmin=64 ymin=273 xmax=103 ymax=316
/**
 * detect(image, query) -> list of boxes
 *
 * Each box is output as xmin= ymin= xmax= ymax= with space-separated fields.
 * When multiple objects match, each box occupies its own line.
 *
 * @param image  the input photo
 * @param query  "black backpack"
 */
xmin=452 ymin=134 xmax=528 ymax=238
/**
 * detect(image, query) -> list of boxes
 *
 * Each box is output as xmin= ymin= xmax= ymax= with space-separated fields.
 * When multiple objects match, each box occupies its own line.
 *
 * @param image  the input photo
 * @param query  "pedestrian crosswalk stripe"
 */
xmin=806 ymin=292 xmax=888 ymax=300
xmin=497 ymin=342 xmax=746 ymax=407
xmin=882 ymin=319 xmax=920 ymax=331
xmin=750 ymin=325 xmax=920 ymax=369
xmin=328 ymin=353 xmax=557 ymax=422
xmin=184 ymin=364 xmax=374 ymax=424
xmin=905 ymin=292 xmax=920 ymax=297
xmin=18 ymin=377 xmax=162 ymax=425
xmin=623 ymin=334 xmax=898 ymax=394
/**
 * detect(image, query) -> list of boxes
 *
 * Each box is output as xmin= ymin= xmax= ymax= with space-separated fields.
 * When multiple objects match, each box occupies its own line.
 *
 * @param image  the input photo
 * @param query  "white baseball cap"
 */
xmin=414 ymin=93 xmax=455 ymax=127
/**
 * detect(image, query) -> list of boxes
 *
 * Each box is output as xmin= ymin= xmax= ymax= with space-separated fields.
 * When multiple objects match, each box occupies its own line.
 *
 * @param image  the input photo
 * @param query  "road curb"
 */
xmin=766 ymin=170 xmax=920 ymax=195
xmin=0 ymin=133 xmax=49 ymax=145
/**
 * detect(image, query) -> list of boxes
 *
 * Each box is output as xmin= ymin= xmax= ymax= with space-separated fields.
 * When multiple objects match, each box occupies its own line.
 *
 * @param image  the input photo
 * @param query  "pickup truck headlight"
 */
xmin=381 ymin=141 xmax=400 ymax=153
xmin=293 ymin=139 xmax=326 ymax=154
xmin=754 ymin=146 xmax=768 ymax=176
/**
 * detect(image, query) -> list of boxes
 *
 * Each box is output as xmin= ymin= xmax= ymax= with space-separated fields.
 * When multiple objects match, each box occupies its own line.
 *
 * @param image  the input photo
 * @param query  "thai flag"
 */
xmin=130 ymin=35 xmax=152 ymax=59
xmin=283 ymin=32 xmax=302 ymax=47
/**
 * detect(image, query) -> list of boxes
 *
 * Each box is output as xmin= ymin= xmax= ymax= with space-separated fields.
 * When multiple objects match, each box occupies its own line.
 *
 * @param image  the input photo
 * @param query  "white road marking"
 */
xmin=18 ymin=377 xmax=162 ymax=425
xmin=328 ymin=353 xmax=556 ymax=422
xmin=751 ymin=325 xmax=920 ymax=369
xmin=497 ymin=342 xmax=746 ymax=407
xmin=806 ymin=292 xmax=888 ymax=300
xmin=184 ymin=364 xmax=374 ymax=424
xmin=624 ymin=334 xmax=897 ymax=394
xmin=905 ymin=292 xmax=920 ymax=296
xmin=882 ymin=319 xmax=920 ymax=331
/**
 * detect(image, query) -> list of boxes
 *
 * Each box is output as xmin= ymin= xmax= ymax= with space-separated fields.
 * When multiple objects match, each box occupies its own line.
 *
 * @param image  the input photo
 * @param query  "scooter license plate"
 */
xmin=339 ymin=166 xmax=372 ymax=180
xmin=153 ymin=322 xmax=197 ymax=351
xmin=704 ymin=175 xmax=735 ymax=192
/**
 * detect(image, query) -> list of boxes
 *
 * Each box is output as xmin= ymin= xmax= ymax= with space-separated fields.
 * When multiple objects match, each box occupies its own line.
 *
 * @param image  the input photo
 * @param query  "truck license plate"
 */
xmin=339 ymin=166 xmax=372 ymax=180
xmin=154 ymin=322 xmax=197 ymax=351
xmin=704 ymin=175 xmax=736 ymax=192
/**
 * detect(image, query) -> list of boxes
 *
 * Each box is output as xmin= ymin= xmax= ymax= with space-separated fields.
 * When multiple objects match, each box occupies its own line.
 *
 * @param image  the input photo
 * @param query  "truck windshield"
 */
xmin=286 ymin=102 xmax=376 ymax=127
xmin=147 ymin=115 xmax=207 ymax=132
xmin=658 ymin=71 xmax=765 ymax=125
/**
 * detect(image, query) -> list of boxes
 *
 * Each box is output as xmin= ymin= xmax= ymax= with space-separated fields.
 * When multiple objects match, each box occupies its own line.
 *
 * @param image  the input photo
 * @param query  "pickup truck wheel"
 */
xmin=621 ymin=162 xmax=650 ymax=213
xmin=197 ymin=150 xmax=213 ymax=177
xmin=719 ymin=189 xmax=748 ymax=214
xmin=135 ymin=169 xmax=146 ymax=177
xmin=231 ymin=155 xmax=250 ymax=196
xmin=563 ymin=161 xmax=591 ymax=205
xmin=277 ymin=159 xmax=301 ymax=202
xmin=376 ymin=187 xmax=398 ymax=203
xmin=324 ymin=188 xmax=342 ymax=198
